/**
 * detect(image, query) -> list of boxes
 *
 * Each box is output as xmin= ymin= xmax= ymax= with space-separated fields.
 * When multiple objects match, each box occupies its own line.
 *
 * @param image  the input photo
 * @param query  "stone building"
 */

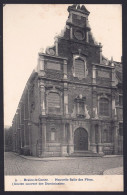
xmin=11 ymin=4 xmax=123 ymax=157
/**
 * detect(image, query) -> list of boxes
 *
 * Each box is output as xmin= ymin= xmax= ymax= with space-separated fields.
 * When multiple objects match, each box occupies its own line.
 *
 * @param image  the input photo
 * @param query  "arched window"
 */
xmin=47 ymin=92 xmax=60 ymax=114
xmin=74 ymin=58 xmax=85 ymax=78
xmin=99 ymin=98 xmax=109 ymax=116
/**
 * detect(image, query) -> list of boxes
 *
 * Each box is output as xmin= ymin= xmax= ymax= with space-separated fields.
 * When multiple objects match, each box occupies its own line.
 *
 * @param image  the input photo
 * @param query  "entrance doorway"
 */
xmin=74 ymin=128 xmax=88 ymax=151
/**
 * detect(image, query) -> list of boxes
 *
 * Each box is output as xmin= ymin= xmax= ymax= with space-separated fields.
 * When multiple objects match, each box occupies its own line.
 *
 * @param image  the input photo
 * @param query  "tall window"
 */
xmin=99 ymin=98 xmax=109 ymax=116
xmin=119 ymin=95 xmax=123 ymax=106
xmin=103 ymin=129 xmax=111 ymax=143
xmin=74 ymin=59 xmax=85 ymax=78
xmin=47 ymin=92 xmax=60 ymax=114
xmin=78 ymin=102 xmax=84 ymax=116
xmin=50 ymin=128 xmax=56 ymax=141
xmin=119 ymin=123 xmax=123 ymax=136
xmin=75 ymin=95 xmax=86 ymax=117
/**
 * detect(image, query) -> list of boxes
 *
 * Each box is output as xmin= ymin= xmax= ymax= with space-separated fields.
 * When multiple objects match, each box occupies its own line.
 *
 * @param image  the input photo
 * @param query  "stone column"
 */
xmin=70 ymin=27 xmax=73 ymax=39
xmin=86 ymin=19 xmax=90 ymax=43
xmin=19 ymin=106 xmax=23 ymax=148
xmin=55 ymin=37 xmax=58 ymax=56
xmin=61 ymin=123 xmax=68 ymax=156
xmin=98 ymin=125 xmax=104 ymax=154
xmin=41 ymin=122 xmax=47 ymax=157
xmin=112 ymin=95 xmax=117 ymax=119
xmin=90 ymin=123 xmax=96 ymax=153
xmin=38 ymin=56 xmax=45 ymax=77
xmin=39 ymin=81 xmax=46 ymax=115
xmin=24 ymin=104 xmax=26 ymax=146
xmin=27 ymin=87 xmax=31 ymax=154
xmin=13 ymin=119 xmax=16 ymax=152
xmin=64 ymin=84 xmax=69 ymax=117
xmin=92 ymin=65 xmax=96 ymax=84
xmin=92 ymin=89 xmax=98 ymax=119
xmin=17 ymin=110 xmax=21 ymax=153
xmin=111 ymin=65 xmax=116 ymax=87
xmin=15 ymin=114 xmax=18 ymax=152
xmin=86 ymin=31 xmax=89 ymax=43
xmin=68 ymin=123 xmax=74 ymax=155
xmin=113 ymin=123 xmax=119 ymax=154
xmin=63 ymin=60 xmax=68 ymax=80
xmin=99 ymin=43 xmax=102 ymax=64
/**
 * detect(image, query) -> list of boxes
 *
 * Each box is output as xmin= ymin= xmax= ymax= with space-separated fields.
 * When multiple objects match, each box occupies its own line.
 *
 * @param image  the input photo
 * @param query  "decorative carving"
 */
xmin=74 ymin=29 xmax=85 ymax=40
xmin=98 ymin=70 xmax=110 ymax=78
xmin=93 ymin=107 xmax=98 ymax=119
xmin=71 ymin=44 xmax=88 ymax=56
xmin=85 ymin=105 xmax=90 ymax=119
xmin=45 ymin=85 xmax=53 ymax=90
xmin=30 ymin=102 xmax=35 ymax=113
xmin=46 ymin=47 xmax=55 ymax=56
xmin=55 ymin=86 xmax=63 ymax=91
xmin=74 ymin=94 xmax=86 ymax=103
xmin=46 ymin=61 xmax=61 ymax=71
xmin=71 ymin=105 xmax=76 ymax=118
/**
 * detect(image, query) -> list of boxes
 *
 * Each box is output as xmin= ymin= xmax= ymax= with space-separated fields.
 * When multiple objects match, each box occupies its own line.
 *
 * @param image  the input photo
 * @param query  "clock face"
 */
xmin=74 ymin=30 xmax=85 ymax=41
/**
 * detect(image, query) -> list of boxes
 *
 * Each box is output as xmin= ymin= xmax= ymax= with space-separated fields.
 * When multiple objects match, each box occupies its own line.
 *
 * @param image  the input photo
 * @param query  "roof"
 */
xmin=68 ymin=4 xmax=90 ymax=15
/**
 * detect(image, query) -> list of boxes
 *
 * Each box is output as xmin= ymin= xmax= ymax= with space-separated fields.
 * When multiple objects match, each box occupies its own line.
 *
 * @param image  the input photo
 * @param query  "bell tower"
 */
xmin=66 ymin=4 xmax=91 ymax=42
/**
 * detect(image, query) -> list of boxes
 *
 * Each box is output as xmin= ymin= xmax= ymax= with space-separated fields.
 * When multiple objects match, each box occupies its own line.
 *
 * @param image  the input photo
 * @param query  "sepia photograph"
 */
xmin=3 ymin=3 xmax=123 ymax=191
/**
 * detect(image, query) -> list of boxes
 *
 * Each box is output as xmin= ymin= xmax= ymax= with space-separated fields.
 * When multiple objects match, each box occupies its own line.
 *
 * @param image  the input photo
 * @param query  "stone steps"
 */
xmin=69 ymin=150 xmax=103 ymax=157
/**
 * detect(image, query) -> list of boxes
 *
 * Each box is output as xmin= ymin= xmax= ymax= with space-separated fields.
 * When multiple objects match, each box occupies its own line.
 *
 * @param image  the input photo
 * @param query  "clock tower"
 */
xmin=66 ymin=4 xmax=91 ymax=42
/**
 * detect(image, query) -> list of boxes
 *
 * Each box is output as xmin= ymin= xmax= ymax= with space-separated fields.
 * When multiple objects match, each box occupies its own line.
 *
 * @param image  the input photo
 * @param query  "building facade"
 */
xmin=11 ymin=4 xmax=123 ymax=157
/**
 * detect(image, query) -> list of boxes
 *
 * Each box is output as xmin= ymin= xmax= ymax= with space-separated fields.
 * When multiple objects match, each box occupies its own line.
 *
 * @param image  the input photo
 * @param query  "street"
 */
xmin=4 ymin=152 xmax=123 ymax=175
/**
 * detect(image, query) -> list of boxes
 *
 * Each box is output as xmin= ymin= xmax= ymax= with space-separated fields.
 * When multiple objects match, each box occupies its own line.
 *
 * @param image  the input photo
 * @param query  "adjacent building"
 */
xmin=11 ymin=4 xmax=123 ymax=157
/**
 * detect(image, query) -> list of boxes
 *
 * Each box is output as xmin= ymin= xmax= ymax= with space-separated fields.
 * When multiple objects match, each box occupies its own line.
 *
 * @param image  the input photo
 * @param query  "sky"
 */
xmin=3 ymin=4 xmax=122 ymax=126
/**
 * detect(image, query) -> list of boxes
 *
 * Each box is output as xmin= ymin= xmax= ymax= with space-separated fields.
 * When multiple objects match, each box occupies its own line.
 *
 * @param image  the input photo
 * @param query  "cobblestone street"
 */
xmin=4 ymin=152 xmax=123 ymax=175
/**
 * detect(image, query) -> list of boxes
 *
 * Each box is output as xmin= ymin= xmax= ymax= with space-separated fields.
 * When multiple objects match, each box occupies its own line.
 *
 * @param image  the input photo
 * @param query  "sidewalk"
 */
xmin=14 ymin=153 xmax=76 ymax=161
xmin=103 ymin=155 xmax=123 ymax=158
xmin=103 ymin=167 xmax=123 ymax=175
xmin=14 ymin=153 xmax=123 ymax=161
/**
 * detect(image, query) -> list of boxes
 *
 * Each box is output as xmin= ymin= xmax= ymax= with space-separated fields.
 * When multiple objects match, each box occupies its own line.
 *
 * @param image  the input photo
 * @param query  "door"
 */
xmin=74 ymin=128 xmax=88 ymax=151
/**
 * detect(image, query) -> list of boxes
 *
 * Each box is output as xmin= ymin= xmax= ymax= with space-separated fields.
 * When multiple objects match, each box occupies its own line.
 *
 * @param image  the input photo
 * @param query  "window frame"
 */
xmin=99 ymin=97 xmax=109 ymax=117
xmin=47 ymin=92 xmax=61 ymax=115
xmin=119 ymin=94 xmax=123 ymax=107
xmin=103 ymin=129 xmax=111 ymax=143
xmin=73 ymin=55 xmax=87 ymax=79
xmin=119 ymin=123 xmax=123 ymax=136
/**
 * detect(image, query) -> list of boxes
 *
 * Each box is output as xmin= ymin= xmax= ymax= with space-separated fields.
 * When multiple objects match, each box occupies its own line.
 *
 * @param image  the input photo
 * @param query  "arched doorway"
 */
xmin=74 ymin=128 xmax=88 ymax=151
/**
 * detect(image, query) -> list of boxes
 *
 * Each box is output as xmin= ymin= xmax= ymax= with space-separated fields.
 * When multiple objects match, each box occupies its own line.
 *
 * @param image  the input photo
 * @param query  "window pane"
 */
xmin=99 ymin=98 xmax=109 ymax=116
xmin=48 ymin=92 xmax=60 ymax=114
xmin=119 ymin=95 xmax=123 ymax=106
xmin=103 ymin=129 xmax=111 ymax=143
xmin=51 ymin=132 xmax=55 ymax=141
xmin=119 ymin=123 xmax=123 ymax=136
xmin=75 ymin=59 xmax=85 ymax=78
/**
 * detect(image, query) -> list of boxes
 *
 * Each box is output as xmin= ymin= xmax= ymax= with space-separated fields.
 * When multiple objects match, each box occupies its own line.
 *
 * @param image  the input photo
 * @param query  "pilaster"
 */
xmin=68 ymin=123 xmax=74 ymax=154
xmin=61 ymin=123 xmax=68 ymax=156
xmin=40 ymin=119 xmax=47 ymax=157
xmin=39 ymin=80 xmax=46 ymax=115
